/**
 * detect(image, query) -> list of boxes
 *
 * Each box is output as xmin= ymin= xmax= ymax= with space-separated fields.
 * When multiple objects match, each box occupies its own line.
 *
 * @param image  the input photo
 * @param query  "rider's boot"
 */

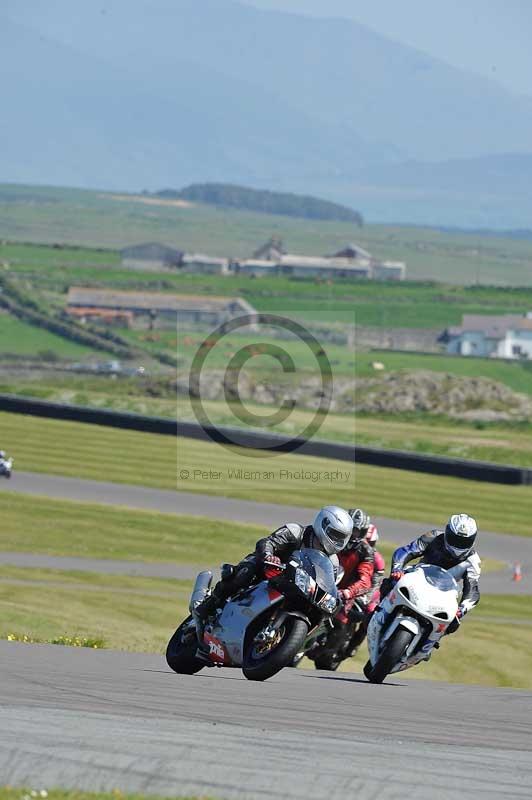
xmin=193 ymin=590 xmax=224 ymax=648
xmin=322 ymin=623 xmax=348 ymax=656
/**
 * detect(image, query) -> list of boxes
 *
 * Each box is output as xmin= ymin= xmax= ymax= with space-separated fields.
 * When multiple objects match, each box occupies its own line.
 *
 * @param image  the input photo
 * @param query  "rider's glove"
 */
xmin=262 ymin=555 xmax=283 ymax=579
xmin=390 ymin=570 xmax=404 ymax=582
xmin=335 ymin=589 xmax=348 ymax=611
xmin=446 ymin=610 xmax=462 ymax=635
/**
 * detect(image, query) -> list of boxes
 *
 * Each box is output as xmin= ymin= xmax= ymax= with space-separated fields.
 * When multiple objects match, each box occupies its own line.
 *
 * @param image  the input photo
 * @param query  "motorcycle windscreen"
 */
xmin=414 ymin=564 xmax=459 ymax=592
xmin=292 ymin=548 xmax=338 ymax=596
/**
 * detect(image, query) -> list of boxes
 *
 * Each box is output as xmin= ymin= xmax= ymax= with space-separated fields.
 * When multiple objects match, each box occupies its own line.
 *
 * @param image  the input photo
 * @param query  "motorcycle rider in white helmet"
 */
xmin=383 ymin=513 xmax=481 ymax=635
xmin=193 ymin=506 xmax=354 ymax=640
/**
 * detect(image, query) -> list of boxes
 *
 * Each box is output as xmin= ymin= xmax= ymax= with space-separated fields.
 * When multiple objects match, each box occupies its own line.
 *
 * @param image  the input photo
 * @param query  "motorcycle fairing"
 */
xmin=209 ymin=580 xmax=283 ymax=666
xmin=368 ymin=565 xmax=459 ymax=674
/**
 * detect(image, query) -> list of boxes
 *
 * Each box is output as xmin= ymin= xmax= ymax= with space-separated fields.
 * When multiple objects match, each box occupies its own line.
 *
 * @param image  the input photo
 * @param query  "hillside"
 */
xmin=4 ymin=0 xmax=532 ymax=225
xmin=157 ymin=184 xmax=363 ymax=224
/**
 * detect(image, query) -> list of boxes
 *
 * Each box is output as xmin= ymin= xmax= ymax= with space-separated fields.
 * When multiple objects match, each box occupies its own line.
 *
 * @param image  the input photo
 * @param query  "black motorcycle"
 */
xmin=293 ymin=596 xmax=367 ymax=671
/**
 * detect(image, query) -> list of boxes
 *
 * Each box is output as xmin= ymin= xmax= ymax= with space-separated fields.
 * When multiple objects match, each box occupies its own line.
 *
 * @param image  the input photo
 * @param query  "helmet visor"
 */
xmin=324 ymin=524 xmax=351 ymax=552
xmin=445 ymin=527 xmax=476 ymax=552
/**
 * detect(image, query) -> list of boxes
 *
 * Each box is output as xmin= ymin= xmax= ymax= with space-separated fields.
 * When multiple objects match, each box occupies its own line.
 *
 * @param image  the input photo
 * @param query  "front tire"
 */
xmin=364 ymin=627 xmax=414 ymax=684
xmin=243 ymin=617 xmax=309 ymax=681
xmin=166 ymin=618 xmax=204 ymax=675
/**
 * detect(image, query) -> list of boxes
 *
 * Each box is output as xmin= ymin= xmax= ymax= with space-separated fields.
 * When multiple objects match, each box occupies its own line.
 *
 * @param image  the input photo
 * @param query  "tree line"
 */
xmin=151 ymin=183 xmax=364 ymax=225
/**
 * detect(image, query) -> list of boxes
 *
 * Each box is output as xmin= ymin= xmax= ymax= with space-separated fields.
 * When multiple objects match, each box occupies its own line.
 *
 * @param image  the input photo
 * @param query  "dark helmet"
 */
xmin=348 ymin=508 xmax=371 ymax=540
xmin=444 ymin=514 xmax=477 ymax=557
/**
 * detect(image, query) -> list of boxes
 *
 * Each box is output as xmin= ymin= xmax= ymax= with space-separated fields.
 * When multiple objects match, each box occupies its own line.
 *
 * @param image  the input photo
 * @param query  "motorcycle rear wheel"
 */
xmin=364 ymin=627 xmax=414 ymax=684
xmin=166 ymin=618 xmax=205 ymax=675
xmin=243 ymin=617 xmax=309 ymax=681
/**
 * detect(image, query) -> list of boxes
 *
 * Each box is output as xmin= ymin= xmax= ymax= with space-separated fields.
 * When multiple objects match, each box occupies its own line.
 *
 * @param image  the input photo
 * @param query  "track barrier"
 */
xmin=1 ymin=392 xmax=531 ymax=486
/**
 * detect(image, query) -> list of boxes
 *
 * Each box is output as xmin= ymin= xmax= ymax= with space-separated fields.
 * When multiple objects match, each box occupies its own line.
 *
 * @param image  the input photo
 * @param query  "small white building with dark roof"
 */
xmin=444 ymin=313 xmax=532 ymax=359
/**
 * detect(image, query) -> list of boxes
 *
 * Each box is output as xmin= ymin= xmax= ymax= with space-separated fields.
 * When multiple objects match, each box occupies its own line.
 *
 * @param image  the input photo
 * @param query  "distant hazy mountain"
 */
xmin=4 ymin=0 xmax=532 ymax=226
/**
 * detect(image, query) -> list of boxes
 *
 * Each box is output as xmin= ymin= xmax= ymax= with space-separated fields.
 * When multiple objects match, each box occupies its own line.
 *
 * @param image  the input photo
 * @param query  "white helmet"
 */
xmin=313 ymin=506 xmax=353 ymax=555
xmin=444 ymin=514 xmax=477 ymax=557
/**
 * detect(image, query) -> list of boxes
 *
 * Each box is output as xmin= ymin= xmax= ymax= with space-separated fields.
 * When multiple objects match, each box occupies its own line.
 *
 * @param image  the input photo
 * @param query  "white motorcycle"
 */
xmin=364 ymin=563 xmax=459 ymax=684
xmin=0 ymin=457 xmax=13 ymax=479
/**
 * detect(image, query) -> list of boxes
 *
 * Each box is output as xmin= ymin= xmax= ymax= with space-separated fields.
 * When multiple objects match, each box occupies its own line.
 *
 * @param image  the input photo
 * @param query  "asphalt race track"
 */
xmin=1 ymin=471 xmax=530 ymax=594
xmin=1 ymin=642 xmax=532 ymax=800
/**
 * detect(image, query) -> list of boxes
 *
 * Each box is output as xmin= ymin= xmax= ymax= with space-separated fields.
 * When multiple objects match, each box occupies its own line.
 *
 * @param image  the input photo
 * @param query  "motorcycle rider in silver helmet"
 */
xmin=193 ymin=506 xmax=353 ymax=639
xmin=383 ymin=513 xmax=481 ymax=634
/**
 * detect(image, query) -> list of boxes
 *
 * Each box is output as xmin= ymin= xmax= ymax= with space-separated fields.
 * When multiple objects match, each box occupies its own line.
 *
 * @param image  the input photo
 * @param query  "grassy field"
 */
xmin=0 ymin=567 xmax=191 ymax=653
xmin=2 ymin=183 xmax=532 ymax=285
xmin=0 ymin=493 xmax=502 ymax=573
xmin=0 ymin=493 xmax=268 ymax=563
xmin=1 ymin=411 xmax=531 ymax=536
xmin=0 ymin=314 xmax=102 ymax=358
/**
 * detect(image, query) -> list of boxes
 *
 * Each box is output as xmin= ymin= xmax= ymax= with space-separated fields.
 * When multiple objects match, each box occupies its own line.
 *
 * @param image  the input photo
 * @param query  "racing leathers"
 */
xmin=385 ymin=529 xmax=481 ymax=629
xmin=336 ymin=539 xmax=374 ymax=624
xmin=345 ymin=547 xmax=386 ymax=652
xmin=194 ymin=523 xmax=339 ymax=625
xmin=316 ymin=539 xmax=374 ymax=657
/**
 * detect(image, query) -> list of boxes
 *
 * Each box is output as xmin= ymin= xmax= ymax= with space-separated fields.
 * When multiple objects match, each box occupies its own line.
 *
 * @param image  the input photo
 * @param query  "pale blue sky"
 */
xmin=244 ymin=0 xmax=532 ymax=97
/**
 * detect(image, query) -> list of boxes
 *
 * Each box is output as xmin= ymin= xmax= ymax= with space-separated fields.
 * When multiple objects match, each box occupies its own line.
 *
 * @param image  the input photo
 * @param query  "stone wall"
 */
xmin=354 ymin=326 xmax=443 ymax=352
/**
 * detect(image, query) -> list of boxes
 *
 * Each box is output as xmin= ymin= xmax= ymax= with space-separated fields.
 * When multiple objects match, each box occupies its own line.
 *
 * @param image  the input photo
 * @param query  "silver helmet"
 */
xmin=313 ymin=506 xmax=353 ymax=555
xmin=348 ymin=508 xmax=371 ymax=539
xmin=444 ymin=514 xmax=477 ymax=557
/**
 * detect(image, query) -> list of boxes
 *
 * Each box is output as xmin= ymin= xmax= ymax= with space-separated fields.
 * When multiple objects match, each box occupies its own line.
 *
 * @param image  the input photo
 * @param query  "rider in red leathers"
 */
xmin=312 ymin=509 xmax=374 ymax=667
xmin=346 ymin=522 xmax=386 ymax=654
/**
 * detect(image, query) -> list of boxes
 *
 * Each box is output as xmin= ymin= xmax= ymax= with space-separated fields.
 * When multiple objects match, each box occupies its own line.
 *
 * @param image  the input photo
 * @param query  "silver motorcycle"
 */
xmin=166 ymin=548 xmax=339 ymax=681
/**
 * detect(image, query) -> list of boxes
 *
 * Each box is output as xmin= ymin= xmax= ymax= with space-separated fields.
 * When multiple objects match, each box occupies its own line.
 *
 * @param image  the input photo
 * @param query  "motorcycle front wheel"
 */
xmin=243 ymin=616 xmax=309 ymax=681
xmin=166 ymin=617 xmax=205 ymax=675
xmin=364 ymin=627 xmax=414 ymax=684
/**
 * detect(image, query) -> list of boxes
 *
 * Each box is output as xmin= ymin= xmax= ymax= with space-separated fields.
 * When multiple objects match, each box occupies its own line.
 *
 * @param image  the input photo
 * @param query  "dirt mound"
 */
xmin=178 ymin=368 xmax=532 ymax=421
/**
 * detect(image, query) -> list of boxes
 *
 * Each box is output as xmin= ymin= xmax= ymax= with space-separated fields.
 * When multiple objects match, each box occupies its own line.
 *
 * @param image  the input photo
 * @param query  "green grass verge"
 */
xmin=0 ymin=493 xmax=502 ymax=574
xmin=1 ymin=411 xmax=531 ymax=536
xmin=0 ymin=567 xmax=191 ymax=653
xmin=0 ymin=789 xmax=210 ymax=800
xmin=0 ymin=493 xmax=267 ymax=563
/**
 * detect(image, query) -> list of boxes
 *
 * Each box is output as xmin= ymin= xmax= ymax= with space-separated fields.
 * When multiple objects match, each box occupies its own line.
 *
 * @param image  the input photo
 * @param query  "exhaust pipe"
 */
xmin=189 ymin=570 xmax=213 ymax=612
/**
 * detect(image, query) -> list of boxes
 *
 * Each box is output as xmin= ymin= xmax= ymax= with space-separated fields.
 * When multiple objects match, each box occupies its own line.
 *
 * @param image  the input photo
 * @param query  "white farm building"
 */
xmin=444 ymin=313 xmax=532 ymax=359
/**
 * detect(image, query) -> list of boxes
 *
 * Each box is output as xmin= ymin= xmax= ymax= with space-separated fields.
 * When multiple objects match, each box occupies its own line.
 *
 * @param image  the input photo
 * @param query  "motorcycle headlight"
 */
xmin=294 ymin=568 xmax=312 ymax=595
xmin=320 ymin=593 xmax=338 ymax=614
